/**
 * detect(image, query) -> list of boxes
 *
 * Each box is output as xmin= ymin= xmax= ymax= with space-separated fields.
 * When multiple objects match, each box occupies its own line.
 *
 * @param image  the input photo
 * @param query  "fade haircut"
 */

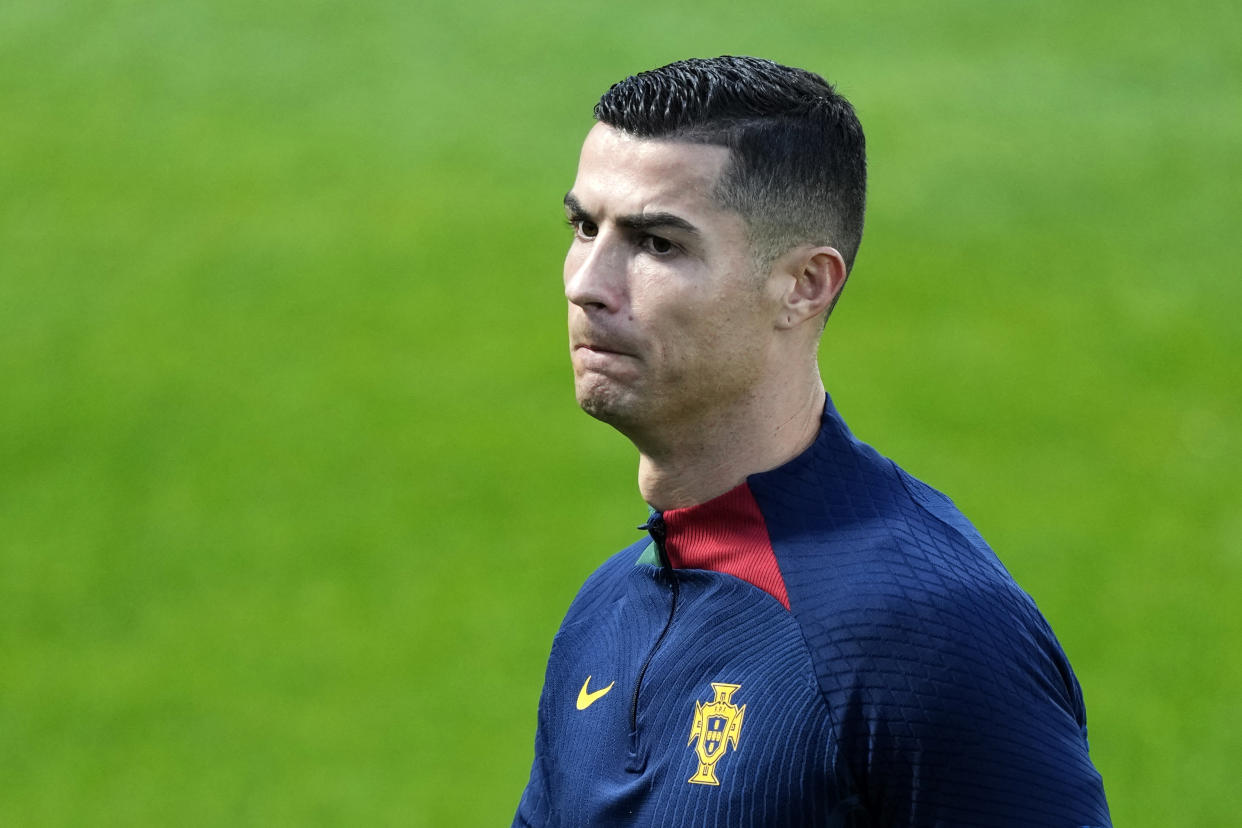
xmin=594 ymin=56 xmax=867 ymax=274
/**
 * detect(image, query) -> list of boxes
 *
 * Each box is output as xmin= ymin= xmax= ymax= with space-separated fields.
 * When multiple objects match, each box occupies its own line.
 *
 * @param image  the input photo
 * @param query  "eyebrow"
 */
xmin=563 ymin=192 xmax=702 ymax=238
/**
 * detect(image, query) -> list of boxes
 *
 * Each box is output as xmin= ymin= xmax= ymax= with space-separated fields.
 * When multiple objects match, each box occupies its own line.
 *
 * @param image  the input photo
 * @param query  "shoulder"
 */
xmin=804 ymin=536 xmax=1081 ymax=719
xmin=556 ymin=535 xmax=651 ymax=628
xmin=752 ymin=403 xmax=1109 ymax=821
xmin=790 ymin=488 xmax=1106 ymax=820
xmin=810 ymin=537 xmax=1106 ymax=821
xmin=778 ymin=462 xmax=1083 ymax=721
xmin=750 ymin=426 xmax=1089 ymax=733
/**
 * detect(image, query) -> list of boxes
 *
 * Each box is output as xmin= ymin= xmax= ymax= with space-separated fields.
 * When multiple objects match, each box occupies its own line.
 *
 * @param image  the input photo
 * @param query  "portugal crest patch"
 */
xmin=687 ymin=682 xmax=746 ymax=785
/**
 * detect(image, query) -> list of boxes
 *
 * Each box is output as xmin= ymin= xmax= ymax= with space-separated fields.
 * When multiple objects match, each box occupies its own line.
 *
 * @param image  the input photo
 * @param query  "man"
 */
xmin=514 ymin=56 xmax=1110 ymax=827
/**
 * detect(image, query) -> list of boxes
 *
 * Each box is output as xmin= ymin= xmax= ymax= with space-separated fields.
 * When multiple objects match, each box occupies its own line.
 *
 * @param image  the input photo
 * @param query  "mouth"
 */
xmin=571 ymin=339 xmax=638 ymax=373
xmin=574 ymin=342 xmax=628 ymax=356
xmin=572 ymin=330 xmax=636 ymax=357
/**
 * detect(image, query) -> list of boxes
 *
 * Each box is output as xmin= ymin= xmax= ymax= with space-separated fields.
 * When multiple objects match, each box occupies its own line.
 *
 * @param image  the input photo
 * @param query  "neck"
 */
xmin=636 ymin=371 xmax=826 ymax=510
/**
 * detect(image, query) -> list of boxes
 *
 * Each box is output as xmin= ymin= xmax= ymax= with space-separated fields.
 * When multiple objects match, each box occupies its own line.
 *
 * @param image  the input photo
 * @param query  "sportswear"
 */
xmin=514 ymin=394 xmax=1110 ymax=826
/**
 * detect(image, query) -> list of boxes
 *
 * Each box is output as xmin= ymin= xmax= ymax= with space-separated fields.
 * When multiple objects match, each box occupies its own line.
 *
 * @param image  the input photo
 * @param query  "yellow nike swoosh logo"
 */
xmin=576 ymin=676 xmax=615 ymax=710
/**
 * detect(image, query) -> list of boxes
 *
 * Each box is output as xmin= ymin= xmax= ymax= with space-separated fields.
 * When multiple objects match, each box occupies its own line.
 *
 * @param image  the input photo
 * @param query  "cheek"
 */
xmin=648 ymin=302 xmax=722 ymax=372
xmin=677 ymin=293 xmax=770 ymax=364
xmin=629 ymin=258 xmax=705 ymax=315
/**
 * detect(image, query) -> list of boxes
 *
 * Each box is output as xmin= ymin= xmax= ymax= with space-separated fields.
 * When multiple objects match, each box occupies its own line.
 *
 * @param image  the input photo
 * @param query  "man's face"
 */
xmin=564 ymin=123 xmax=782 ymax=438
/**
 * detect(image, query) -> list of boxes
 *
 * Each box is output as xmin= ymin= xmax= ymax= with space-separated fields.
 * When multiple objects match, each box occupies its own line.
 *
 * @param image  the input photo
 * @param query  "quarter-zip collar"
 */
xmin=657 ymin=482 xmax=790 ymax=609
xmin=632 ymin=393 xmax=861 ymax=610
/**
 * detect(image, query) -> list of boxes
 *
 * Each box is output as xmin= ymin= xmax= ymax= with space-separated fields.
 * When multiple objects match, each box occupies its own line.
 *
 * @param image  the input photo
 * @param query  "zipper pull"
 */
xmin=638 ymin=512 xmax=669 ymax=567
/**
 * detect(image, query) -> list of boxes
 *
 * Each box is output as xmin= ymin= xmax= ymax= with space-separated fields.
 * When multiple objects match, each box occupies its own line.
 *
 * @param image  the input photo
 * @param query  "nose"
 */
xmin=564 ymin=233 xmax=624 ymax=312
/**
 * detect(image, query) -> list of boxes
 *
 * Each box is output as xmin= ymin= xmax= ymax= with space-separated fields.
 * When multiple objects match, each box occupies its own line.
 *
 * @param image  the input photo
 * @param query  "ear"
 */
xmin=773 ymin=246 xmax=849 ymax=330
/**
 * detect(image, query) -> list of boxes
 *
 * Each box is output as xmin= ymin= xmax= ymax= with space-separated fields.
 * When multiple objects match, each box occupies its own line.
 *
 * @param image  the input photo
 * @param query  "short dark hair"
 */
xmin=594 ymin=56 xmax=867 ymax=274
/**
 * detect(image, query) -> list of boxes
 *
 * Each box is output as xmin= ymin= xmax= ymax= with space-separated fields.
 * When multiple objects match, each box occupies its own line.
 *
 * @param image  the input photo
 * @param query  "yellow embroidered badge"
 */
xmin=687 ymin=682 xmax=746 ymax=785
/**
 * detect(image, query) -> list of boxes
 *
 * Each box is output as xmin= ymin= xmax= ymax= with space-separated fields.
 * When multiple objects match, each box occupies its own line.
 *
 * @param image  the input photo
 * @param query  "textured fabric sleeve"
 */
xmin=512 ymin=729 xmax=550 ymax=828
xmin=747 ymin=416 xmax=1111 ymax=826
xmin=821 ymin=583 xmax=1111 ymax=827
xmin=514 ymin=651 xmax=559 ymax=828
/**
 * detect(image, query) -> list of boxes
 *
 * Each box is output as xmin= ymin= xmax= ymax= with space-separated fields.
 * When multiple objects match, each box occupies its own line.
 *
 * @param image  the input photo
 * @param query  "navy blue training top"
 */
xmin=514 ymin=395 xmax=1111 ymax=827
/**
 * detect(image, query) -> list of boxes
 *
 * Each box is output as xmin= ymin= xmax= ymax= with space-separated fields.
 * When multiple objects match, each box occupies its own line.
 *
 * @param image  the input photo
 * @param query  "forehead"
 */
xmin=569 ymin=123 xmax=733 ymax=220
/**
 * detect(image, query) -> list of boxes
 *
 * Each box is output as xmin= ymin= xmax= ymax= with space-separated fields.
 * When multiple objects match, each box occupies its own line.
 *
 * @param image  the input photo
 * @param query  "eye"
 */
xmin=641 ymin=235 xmax=675 ymax=255
xmin=570 ymin=219 xmax=598 ymax=240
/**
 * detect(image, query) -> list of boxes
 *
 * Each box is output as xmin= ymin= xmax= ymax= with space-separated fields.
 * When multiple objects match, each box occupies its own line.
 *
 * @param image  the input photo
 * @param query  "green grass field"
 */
xmin=3 ymin=0 xmax=1240 ymax=824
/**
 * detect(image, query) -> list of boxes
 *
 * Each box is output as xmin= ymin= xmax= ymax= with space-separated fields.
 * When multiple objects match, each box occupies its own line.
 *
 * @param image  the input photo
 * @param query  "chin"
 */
xmin=576 ymin=380 xmax=640 ymax=428
xmin=577 ymin=391 xmax=625 ymax=424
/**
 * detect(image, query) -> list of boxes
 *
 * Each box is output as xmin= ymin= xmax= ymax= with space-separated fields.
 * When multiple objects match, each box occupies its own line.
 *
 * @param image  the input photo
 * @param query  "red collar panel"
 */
xmin=660 ymin=483 xmax=791 ymax=610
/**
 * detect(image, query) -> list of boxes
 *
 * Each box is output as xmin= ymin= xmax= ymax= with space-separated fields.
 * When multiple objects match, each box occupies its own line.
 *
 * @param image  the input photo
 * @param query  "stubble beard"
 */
xmin=574 ymin=350 xmax=761 ymax=437
xmin=575 ymin=373 xmax=639 ymax=430
xmin=576 ymin=369 xmax=713 ymax=456
xmin=574 ymin=367 xmax=681 ymax=453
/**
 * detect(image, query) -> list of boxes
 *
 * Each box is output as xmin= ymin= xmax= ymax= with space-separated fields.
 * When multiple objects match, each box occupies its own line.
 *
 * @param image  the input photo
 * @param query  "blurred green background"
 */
xmin=3 ymin=0 xmax=1239 ymax=824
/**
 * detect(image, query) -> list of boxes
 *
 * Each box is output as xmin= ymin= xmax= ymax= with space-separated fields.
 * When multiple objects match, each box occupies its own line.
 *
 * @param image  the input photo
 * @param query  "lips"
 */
xmin=574 ymin=342 xmax=634 ymax=370
xmin=574 ymin=341 xmax=630 ymax=357
xmin=570 ymin=324 xmax=637 ymax=359
xmin=571 ymin=329 xmax=640 ymax=376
